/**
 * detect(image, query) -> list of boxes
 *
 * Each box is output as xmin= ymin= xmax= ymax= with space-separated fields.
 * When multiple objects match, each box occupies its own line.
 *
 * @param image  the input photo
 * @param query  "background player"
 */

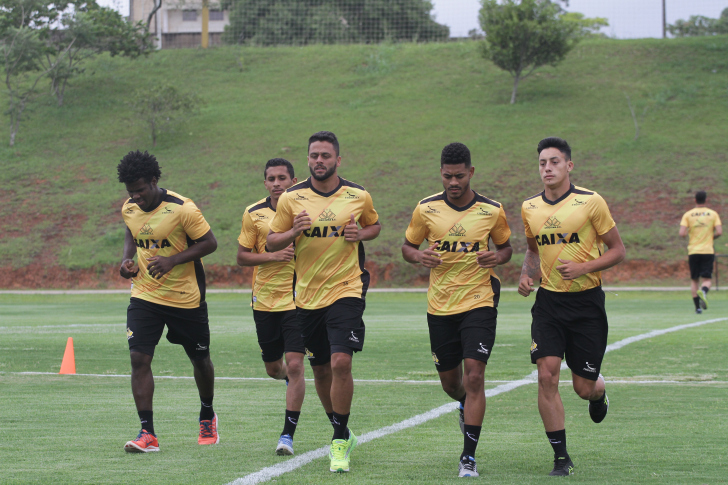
xmin=267 ymin=131 xmax=381 ymax=473
xmin=679 ymin=190 xmax=722 ymax=314
xmin=402 ymin=142 xmax=512 ymax=478
xmin=236 ymin=158 xmax=305 ymax=455
xmin=518 ymin=137 xmax=625 ymax=476
xmin=117 ymin=150 xmax=219 ymax=452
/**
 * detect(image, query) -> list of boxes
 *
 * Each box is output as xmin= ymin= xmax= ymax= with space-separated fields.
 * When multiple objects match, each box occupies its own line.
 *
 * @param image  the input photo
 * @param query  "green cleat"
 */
xmin=329 ymin=430 xmax=357 ymax=473
xmin=699 ymin=290 xmax=708 ymax=310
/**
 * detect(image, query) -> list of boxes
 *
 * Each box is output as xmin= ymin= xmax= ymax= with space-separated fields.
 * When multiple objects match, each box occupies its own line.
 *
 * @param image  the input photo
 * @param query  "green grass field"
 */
xmin=1 ymin=290 xmax=727 ymax=483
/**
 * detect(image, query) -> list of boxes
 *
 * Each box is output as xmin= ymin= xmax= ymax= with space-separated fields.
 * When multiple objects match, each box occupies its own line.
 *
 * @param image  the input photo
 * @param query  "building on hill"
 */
xmin=129 ymin=0 xmax=229 ymax=49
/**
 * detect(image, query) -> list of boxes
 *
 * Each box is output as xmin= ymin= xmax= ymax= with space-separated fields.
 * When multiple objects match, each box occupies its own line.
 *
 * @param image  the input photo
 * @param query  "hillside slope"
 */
xmin=1 ymin=37 xmax=727 ymax=287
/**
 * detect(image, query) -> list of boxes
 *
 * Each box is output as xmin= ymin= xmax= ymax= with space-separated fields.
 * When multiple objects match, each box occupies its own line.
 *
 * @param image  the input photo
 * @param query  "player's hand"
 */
xmin=343 ymin=214 xmax=359 ymax=242
xmin=475 ymin=250 xmax=498 ymax=268
xmin=292 ymin=210 xmax=312 ymax=236
xmin=518 ymin=275 xmax=535 ymax=297
xmin=271 ymin=244 xmax=294 ymax=262
xmin=119 ymin=259 xmax=139 ymax=279
xmin=556 ymin=258 xmax=586 ymax=280
xmin=420 ymin=242 xmax=442 ymax=268
xmin=146 ymin=255 xmax=176 ymax=279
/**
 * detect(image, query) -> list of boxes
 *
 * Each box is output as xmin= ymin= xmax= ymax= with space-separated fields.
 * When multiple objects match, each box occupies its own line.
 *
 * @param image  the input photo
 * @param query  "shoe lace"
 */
xmin=279 ymin=434 xmax=292 ymax=446
xmin=461 ymin=456 xmax=476 ymax=471
xmin=330 ymin=440 xmax=347 ymax=460
xmin=136 ymin=430 xmax=154 ymax=443
xmin=553 ymin=457 xmax=570 ymax=470
xmin=199 ymin=420 xmax=215 ymax=438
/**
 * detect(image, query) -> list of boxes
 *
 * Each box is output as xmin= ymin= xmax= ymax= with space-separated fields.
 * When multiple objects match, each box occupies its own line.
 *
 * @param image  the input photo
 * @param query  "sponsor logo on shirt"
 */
xmin=139 ymin=223 xmax=154 ymax=235
xmin=319 ymin=209 xmax=336 ymax=222
xmin=448 ymin=223 xmax=467 ymax=236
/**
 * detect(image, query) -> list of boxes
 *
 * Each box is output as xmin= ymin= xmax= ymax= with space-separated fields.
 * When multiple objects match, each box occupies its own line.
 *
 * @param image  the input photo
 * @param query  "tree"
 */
xmin=478 ymin=0 xmax=580 ymax=104
xmin=668 ymin=8 xmax=728 ymax=37
xmin=129 ymin=84 xmax=202 ymax=147
xmin=220 ymin=0 xmax=448 ymax=46
xmin=561 ymin=11 xmax=608 ymax=37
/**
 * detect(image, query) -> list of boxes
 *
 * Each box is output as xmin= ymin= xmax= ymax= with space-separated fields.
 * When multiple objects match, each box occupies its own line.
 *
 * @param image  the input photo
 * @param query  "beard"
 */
xmin=309 ymin=164 xmax=337 ymax=181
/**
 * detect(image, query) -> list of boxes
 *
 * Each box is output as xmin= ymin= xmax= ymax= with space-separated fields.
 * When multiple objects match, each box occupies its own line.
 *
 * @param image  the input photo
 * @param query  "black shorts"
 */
xmin=297 ymin=297 xmax=365 ymax=366
xmin=689 ymin=254 xmax=714 ymax=280
xmin=253 ymin=309 xmax=305 ymax=362
xmin=427 ymin=306 xmax=497 ymax=372
xmin=530 ymin=287 xmax=608 ymax=381
xmin=126 ymin=297 xmax=210 ymax=361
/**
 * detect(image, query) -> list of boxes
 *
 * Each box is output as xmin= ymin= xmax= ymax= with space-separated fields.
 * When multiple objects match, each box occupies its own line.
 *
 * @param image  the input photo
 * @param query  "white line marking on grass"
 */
xmin=226 ymin=316 xmax=728 ymax=485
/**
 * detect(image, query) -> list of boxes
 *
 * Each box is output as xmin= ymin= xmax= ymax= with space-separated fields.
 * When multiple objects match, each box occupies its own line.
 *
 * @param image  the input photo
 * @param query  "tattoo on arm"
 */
xmin=521 ymin=250 xmax=541 ymax=279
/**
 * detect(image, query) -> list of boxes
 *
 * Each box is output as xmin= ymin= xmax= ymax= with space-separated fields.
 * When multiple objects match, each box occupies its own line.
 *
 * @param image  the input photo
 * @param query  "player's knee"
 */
xmin=286 ymin=358 xmax=304 ymax=379
xmin=130 ymin=351 xmax=153 ymax=371
xmin=573 ymin=381 xmax=596 ymax=400
xmin=462 ymin=372 xmax=484 ymax=393
xmin=330 ymin=355 xmax=352 ymax=377
xmin=537 ymin=371 xmax=559 ymax=390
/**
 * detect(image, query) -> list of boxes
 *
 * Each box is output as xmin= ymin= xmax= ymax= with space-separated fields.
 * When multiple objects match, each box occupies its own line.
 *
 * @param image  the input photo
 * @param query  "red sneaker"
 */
xmin=198 ymin=413 xmax=219 ymax=445
xmin=124 ymin=430 xmax=159 ymax=453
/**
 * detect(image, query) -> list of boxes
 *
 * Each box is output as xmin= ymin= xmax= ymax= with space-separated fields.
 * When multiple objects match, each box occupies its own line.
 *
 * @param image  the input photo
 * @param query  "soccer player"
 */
xmin=117 ymin=150 xmax=219 ymax=453
xmin=267 ymin=131 xmax=381 ymax=473
xmin=401 ymin=142 xmax=512 ymax=478
xmin=679 ymin=191 xmax=722 ymax=314
xmin=236 ymin=158 xmax=305 ymax=455
xmin=518 ymin=137 xmax=625 ymax=476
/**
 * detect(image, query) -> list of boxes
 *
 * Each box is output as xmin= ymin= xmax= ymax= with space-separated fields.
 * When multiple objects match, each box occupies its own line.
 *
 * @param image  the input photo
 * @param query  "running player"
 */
xmin=267 ymin=131 xmax=381 ymax=473
xmin=117 ymin=150 xmax=219 ymax=453
xmin=236 ymin=158 xmax=305 ymax=455
xmin=679 ymin=191 xmax=722 ymax=314
xmin=518 ymin=137 xmax=625 ymax=476
xmin=402 ymin=142 xmax=512 ymax=478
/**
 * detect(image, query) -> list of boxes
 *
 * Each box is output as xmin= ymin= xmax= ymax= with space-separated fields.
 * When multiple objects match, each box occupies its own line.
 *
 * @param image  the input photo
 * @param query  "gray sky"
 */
xmin=99 ymin=0 xmax=726 ymax=39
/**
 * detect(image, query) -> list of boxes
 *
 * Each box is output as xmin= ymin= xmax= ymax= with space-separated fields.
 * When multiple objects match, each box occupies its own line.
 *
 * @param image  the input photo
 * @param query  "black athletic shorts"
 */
xmin=253 ymin=309 xmax=305 ymax=362
xmin=689 ymin=254 xmax=715 ymax=280
xmin=529 ymin=286 xmax=608 ymax=381
xmin=427 ymin=306 xmax=497 ymax=372
xmin=296 ymin=297 xmax=365 ymax=366
xmin=126 ymin=297 xmax=210 ymax=361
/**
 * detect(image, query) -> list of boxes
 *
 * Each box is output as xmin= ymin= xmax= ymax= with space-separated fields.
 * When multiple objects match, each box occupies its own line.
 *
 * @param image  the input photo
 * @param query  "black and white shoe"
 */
xmin=549 ymin=456 xmax=574 ymax=476
xmin=589 ymin=392 xmax=609 ymax=424
xmin=458 ymin=455 xmax=479 ymax=478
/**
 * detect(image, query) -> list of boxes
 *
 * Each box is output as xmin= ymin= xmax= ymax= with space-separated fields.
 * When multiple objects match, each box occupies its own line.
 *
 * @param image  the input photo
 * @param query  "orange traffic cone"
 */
xmin=59 ymin=337 xmax=76 ymax=374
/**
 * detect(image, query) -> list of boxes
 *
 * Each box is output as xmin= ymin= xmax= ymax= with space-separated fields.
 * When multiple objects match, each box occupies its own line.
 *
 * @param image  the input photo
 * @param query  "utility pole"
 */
xmin=201 ymin=0 xmax=209 ymax=48
xmin=662 ymin=0 xmax=667 ymax=38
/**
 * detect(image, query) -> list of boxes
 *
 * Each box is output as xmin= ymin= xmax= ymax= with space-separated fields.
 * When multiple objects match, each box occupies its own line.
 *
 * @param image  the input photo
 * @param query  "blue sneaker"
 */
xmin=276 ymin=433 xmax=294 ymax=455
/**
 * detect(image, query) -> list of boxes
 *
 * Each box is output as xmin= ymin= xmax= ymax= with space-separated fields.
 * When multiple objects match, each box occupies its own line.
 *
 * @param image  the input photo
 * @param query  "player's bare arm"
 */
xmin=715 ymin=225 xmax=722 ymax=239
xmin=120 ymin=226 xmax=139 ymax=279
xmin=267 ymin=210 xmax=311 ymax=251
xmin=343 ymin=214 xmax=382 ymax=242
xmin=147 ymin=230 xmax=218 ymax=279
xmin=236 ymin=243 xmax=294 ymax=266
xmin=475 ymin=239 xmax=513 ymax=269
xmin=679 ymin=225 xmax=688 ymax=237
xmin=518 ymin=237 xmax=541 ymax=297
xmin=556 ymin=226 xmax=626 ymax=280
xmin=402 ymin=240 xmax=442 ymax=268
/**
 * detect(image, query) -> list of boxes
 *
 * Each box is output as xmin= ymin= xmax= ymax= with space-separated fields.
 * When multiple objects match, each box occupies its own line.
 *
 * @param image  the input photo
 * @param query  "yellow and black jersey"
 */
xmin=268 ymin=177 xmax=379 ymax=310
xmin=521 ymin=184 xmax=616 ymax=293
xmin=405 ymin=191 xmax=511 ymax=316
xmin=680 ymin=207 xmax=722 ymax=255
xmin=122 ymin=189 xmax=211 ymax=309
xmin=238 ymin=196 xmax=295 ymax=312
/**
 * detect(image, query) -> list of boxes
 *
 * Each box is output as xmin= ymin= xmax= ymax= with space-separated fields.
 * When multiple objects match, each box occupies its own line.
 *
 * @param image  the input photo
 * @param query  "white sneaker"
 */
xmin=276 ymin=434 xmax=294 ymax=455
xmin=458 ymin=455 xmax=479 ymax=477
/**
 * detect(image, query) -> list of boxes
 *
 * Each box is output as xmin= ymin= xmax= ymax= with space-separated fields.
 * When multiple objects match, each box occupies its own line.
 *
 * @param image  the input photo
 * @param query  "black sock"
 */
xmin=589 ymin=391 xmax=606 ymax=406
xmin=282 ymin=410 xmax=300 ymax=437
xmin=326 ymin=411 xmax=335 ymax=427
xmin=693 ymin=296 xmax=701 ymax=309
xmin=458 ymin=394 xmax=466 ymax=408
xmin=702 ymin=286 xmax=709 ymax=295
xmin=546 ymin=429 xmax=568 ymax=458
xmin=138 ymin=410 xmax=154 ymax=435
xmin=332 ymin=412 xmax=350 ymax=441
xmin=285 ymin=375 xmax=289 ymax=385
xmin=461 ymin=424 xmax=481 ymax=460
xmin=200 ymin=396 xmax=215 ymax=421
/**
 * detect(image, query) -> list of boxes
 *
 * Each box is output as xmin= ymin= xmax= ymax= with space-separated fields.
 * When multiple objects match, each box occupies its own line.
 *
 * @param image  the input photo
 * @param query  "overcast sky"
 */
xmin=99 ymin=0 xmax=726 ymax=39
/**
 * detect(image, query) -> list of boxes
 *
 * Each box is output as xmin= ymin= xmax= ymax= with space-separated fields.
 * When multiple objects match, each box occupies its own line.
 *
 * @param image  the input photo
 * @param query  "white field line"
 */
xmin=226 ymin=316 xmax=728 ymax=485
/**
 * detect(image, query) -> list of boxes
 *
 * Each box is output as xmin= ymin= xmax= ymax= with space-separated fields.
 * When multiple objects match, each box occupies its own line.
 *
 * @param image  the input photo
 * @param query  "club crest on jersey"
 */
xmin=571 ymin=198 xmax=587 ymax=206
xmin=448 ymin=223 xmax=466 ymax=236
xmin=530 ymin=340 xmax=538 ymax=354
xmin=127 ymin=327 xmax=134 ymax=340
xmin=425 ymin=205 xmax=440 ymax=214
xmin=544 ymin=217 xmax=561 ymax=229
xmin=344 ymin=191 xmax=359 ymax=199
xmin=432 ymin=352 xmax=440 ymax=365
xmin=318 ymin=209 xmax=336 ymax=221
xmin=139 ymin=223 xmax=154 ymax=235
xmin=305 ymin=347 xmax=315 ymax=360
xmin=536 ymin=233 xmax=580 ymax=246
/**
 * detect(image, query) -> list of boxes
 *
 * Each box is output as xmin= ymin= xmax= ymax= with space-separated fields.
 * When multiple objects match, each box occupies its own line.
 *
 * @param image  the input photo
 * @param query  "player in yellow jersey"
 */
xmin=117 ymin=151 xmax=219 ymax=453
xmin=679 ymin=191 xmax=722 ymax=314
xmin=267 ymin=131 xmax=381 ymax=473
xmin=518 ymin=137 xmax=625 ymax=476
xmin=236 ymin=158 xmax=305 ymax=455
xmin=402 ymin=143 xmax=512 ymax=478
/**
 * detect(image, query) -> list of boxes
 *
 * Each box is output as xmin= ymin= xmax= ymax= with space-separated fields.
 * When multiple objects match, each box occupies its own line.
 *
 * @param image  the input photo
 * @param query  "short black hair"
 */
xmin=117 ymin=150 xmax=161 ymax=184
xmin=264 ymin=158 xmax=294 ymax=179
xmin=441 ymin=142 xmax=471 ymax=167
xmin=308 ymin=131 xmax=339 ymax=156
xmin=696 ymin=190 xmax=707 ymax=204
xmin=537 ymin=137 xmax=572 ymax=161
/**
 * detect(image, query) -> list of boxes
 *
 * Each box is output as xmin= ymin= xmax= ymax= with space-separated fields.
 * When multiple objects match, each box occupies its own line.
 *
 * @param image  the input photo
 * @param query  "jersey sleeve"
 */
xmin=680 ymin=212 xmax=689 ymax=227
xmin=404 ymin=205 xmax=428 ymax=246
xmin=359 ymin=191 xmax=379 ymax=227
xmin=522 ymin=204 xmax=535 ymax=239
xmin=180 ymin=200 xmax=211 ymax=240
xmin=490 ymin=207 xmax=511 ymax=246
xmin=589 ymin=194 xmax=616 ymax=236
xmin=268 ymin=193 xmax=293 ymax=234
xmin=237 ymin=211 xmax=257 ymax=250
